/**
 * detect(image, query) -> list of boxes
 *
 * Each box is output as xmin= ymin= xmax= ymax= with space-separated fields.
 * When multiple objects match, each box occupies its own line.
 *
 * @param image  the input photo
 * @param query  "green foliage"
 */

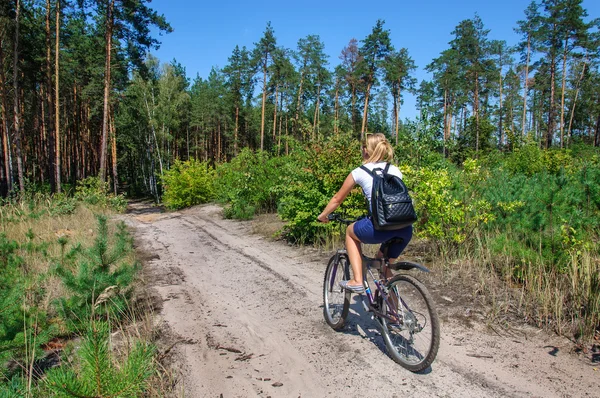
xmin=75 ymin=177 xmax=127 ymax=212
xmin=454 ymin=117 xmax=496 ymax=161
xmin=277 ymin=135 xmax=364 ymax=243
xmin=0 ymin=233 xmax=55 ymax=380
xmin=216 ymin=148 xmax=288 ymax=219
xmin=0 ymin=196 xmax=153 ymax=394
xmin=53 ymin=216 xmax=138 ymax=330
xmin=44 ymin=321 xmax=155 ymax=398
xmin=161 ymin=159 xmax=215 ymax=210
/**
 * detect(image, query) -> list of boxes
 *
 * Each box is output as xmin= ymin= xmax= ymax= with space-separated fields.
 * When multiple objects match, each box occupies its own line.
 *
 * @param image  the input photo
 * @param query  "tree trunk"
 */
xmin=218 ymin=121 xmax=222 ymax=163
xmin=234 ymin=105 xmax=239 ymax=156
xmin=443 ymin=88 xmax=448 ymax=156
xmin=521 ymin=33 xmax=530 ymax=137
xmin=55 ymin=0 xmax=61 ymax=192
xmin=272 ymin=85 xmax=278 ymax=144
xmin=110 ymin=112 xmax=117 ymax=194
xmin=594 ymin=112 xmax=600 ymax=147
xmin=334 ymin=85 xmax=339 ymax=135
xmin=394 ymin=84 xmax=401 ymax=146
xmin=498 ymin=65 xmax=504 ymax=149
xmin=559 ymin=38 xmax=569 ymax=148
xmin=277 ymin=102 xmax=282 ymax=155
xmin=260 ymin=59 xmax=267 ymax=151
xmin=295 ymin=71 xmax=305 ymax=137
xmin=474 ymin=71 xmax=480 ymax=155
xmin=566 ymin=59 xmax=586 ymax=144
xmin=285 ymin=115 xmax=289 ymax=155
xmin=0 ymin=34 xmax=12 ymax=193
xmin=351 ymin=85 xmax=357 ymax=134
xmin=547 ymin=55 xmax=556 ymax=148
xmin=45 ymin=0 xmax=56 ymax=191
xmin=13 ymin=0 xmax=24 ymax=194
xmin=360 ymin=81 xmax=372 ymax=139
xmin=312 ymin=86 xmax=320 ymax=141
xmin=99 ymin=0 xmax=114 ymax=182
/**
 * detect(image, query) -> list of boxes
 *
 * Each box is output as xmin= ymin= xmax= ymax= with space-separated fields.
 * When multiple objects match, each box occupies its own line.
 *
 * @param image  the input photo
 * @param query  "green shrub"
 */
xmin=222 ymin=201 xmax=256 ymax=220
xmin=277 ymin=135 xmax=364 ymax=243
xmin=215 ymin=148 xmax=288 ymax=218
xmin=0 ymin=234 xmax=53 ymax=381
xmin=74 ymin=177 xmax=127 ymax=212
xmin=161 ymin=159 xmax=215 ymax=210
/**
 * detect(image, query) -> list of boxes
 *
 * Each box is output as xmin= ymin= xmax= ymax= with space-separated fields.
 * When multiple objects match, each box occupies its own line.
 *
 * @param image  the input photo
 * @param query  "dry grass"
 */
xmin=0 ymin=197 xmax=177 ymax=396
xmin=250 ymin=214 xmax=599 ymax=344
xmin=430 ymin=230 xmax=600 ymax=344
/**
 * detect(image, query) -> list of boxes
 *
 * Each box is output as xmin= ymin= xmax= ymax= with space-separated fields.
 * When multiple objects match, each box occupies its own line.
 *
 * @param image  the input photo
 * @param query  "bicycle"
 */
xmin=322 ymin=214 xmax=440 ymax=372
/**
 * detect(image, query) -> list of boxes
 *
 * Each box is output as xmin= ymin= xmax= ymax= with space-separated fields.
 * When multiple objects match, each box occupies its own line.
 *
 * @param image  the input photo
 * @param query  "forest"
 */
xmin=0 ymin=0 xmax=600 ymax=395
xmin=0 ymin=1 xmax=598 ymax=197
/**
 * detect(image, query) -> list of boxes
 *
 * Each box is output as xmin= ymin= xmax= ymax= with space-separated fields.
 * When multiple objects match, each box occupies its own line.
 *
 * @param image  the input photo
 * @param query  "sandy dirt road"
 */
xmin=124 ymin=203 xmax=599 ymax=398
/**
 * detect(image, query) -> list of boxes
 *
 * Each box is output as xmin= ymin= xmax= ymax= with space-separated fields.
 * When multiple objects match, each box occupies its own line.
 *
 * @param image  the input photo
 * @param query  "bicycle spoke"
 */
xmin=379 ymin=275 xmax=440 ymax=372
xmin=323 ymin=255 xmax=351 ymax=330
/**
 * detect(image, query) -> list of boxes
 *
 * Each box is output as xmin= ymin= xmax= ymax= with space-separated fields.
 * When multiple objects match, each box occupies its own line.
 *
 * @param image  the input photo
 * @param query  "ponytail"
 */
xmin=363 ymin=133 xmax=394 ymax=164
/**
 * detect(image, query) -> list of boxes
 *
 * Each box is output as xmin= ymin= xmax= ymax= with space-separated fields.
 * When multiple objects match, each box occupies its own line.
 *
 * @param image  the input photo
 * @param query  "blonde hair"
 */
xmin=362 ymin=133 xmax=394 ymax=164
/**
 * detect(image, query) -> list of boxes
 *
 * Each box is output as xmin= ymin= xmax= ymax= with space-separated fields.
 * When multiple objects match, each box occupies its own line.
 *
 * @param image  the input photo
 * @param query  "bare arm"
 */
xmin=317 ymin=173 xmax=356 ymax=223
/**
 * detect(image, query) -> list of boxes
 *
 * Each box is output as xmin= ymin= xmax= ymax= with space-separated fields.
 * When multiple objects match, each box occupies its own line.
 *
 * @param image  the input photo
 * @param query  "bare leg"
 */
xmin=345 ymin=223 xmax=363 ymax=287
xmin=376 ymin=250 xmax=396 ymax=280
xmin=376 ymin=250 xmax=398 ymax=314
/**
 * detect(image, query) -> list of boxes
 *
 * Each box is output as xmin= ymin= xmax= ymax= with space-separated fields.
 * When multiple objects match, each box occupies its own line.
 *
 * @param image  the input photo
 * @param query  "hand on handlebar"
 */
xmin=317 ymin=213 xmax=330 ymax=223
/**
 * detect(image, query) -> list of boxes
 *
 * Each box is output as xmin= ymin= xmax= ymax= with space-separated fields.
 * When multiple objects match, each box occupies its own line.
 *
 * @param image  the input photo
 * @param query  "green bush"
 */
xmin=161 ymin=159 xmax=215 ymax=210
xmin=74 ymin=177 xmax=127 ymax=212
xmin=215 ymin=148 xmax=289 ymax=218
xmin=277 ymin=135 xmax=365 ymax=243
xmin=0 ymin=233 xmax=54 ymax=381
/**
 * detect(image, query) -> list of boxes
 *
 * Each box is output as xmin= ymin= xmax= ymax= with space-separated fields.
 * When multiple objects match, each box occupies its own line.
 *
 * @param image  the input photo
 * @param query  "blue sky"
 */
xmin=148 ymin=0 xmax=600 ymax=120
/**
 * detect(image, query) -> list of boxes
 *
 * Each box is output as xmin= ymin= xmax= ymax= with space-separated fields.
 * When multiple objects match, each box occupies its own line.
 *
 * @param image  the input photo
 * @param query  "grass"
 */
xmin=0 ymin=194 xmax=177 ymax=397
xmin=263 ymin=214 xmax=600 ymax=344
xmin=439 ymin=229 xmax=600 ymax=343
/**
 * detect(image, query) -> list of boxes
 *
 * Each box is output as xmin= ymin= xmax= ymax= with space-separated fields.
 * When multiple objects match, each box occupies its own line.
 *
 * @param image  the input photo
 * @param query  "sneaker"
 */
xmin=339 ymin=280 xmax=365 ymax=293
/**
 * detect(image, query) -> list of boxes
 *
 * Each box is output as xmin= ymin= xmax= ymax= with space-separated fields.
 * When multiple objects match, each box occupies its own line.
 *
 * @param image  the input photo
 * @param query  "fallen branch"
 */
xmin=235 ymin=353 xmax=254 ymax=361
xmin=217 ymin=345 xmax=242 ymax=354
xmin=466 ymin=353 xmax=493 ymax=359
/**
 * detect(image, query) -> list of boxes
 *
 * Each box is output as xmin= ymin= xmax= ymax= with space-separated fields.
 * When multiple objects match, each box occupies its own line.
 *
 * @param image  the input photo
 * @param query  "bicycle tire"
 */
xmin=323 ymin=254 xmax=351 ymax=330
xmin=379 ymin=274 xmax=440 ymax=372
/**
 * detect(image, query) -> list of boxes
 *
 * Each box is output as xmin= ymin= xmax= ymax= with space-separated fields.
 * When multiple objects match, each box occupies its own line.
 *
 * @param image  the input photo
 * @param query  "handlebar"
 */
xmin=327 ymin=213 xmax=363 ymax=225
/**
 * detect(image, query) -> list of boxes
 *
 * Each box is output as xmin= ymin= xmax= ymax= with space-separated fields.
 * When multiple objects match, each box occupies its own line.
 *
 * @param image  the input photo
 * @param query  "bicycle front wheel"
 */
xmin=380 ymin=274 xmax=440 ymax=372
xmin=323 ymin=254 xmax=351 ymax=330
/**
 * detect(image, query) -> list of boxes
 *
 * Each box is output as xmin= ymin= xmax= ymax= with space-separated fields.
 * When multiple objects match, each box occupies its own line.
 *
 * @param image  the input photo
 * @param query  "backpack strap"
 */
xmin=360 ymin=163 xmax=389 ymax=177
xmin=359 ymin=165 xmax=374 ymax=176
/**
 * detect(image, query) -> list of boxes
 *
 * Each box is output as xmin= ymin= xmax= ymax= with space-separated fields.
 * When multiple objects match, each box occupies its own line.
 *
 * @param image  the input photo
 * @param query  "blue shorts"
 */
xmin=352 ymin=217 xmax=413 ymax=259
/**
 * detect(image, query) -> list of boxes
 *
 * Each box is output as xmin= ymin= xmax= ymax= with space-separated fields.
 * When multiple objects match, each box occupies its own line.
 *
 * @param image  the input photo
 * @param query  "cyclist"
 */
xmin=317 ymin=133 xmax=413 ymax=293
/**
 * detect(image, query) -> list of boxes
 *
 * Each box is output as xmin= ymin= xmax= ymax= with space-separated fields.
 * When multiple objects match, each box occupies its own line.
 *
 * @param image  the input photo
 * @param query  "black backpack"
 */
xmin=360 ymin=163 xmax=417 ymax=231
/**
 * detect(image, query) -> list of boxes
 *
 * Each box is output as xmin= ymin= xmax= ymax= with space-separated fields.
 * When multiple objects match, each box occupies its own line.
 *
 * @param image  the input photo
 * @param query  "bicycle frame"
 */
xmin=327 ymin=214 xmax=430 ymax=327
xmin=331 ymin=248 xmax=401 ymax=325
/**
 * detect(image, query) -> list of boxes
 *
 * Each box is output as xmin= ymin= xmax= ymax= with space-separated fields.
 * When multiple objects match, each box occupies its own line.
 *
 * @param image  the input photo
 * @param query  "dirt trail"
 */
xmin=124 ymin=203 xmax=599 ymax=398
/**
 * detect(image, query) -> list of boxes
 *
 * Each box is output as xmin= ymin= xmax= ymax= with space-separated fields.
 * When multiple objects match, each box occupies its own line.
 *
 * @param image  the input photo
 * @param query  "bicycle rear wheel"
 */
xmin=323 ymin=254 xmax=351 ymax=330
xmin=380 ymin=274 xmax=440 ymax=372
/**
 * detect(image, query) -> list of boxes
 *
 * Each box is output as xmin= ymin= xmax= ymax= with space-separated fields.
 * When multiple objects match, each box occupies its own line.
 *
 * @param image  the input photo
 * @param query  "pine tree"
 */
xmin=339 ymin=38 xmax=362 ymax=134
xmin=450 ymin=15 xmax=493 ymax=155
xmin=383 ymin=48 xmax=417 ymax=144
xmin=44 ymin=320 xmax=155 ymax=397
xmin=252 ymin=22 xmax=277 ymax=151
xmin=357 ymin=20 xmax=393 ymax=138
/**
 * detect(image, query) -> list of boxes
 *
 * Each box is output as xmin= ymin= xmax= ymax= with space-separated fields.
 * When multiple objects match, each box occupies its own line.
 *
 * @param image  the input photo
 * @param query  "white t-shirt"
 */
xmin=351 ymin=162 xmax=403 ymax=208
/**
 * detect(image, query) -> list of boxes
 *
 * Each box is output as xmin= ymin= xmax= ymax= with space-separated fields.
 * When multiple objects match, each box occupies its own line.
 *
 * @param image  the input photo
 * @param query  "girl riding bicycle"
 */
xmin=317 ymin=133 xmax=412 ymax=294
